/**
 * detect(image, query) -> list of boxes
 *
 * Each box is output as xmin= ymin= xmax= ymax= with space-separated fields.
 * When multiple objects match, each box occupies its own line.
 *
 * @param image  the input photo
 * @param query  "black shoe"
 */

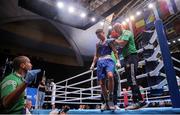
xmin=138 ymin=101 xmax=149 ymax=108
xmin=125 ymin=103 xmax=140 ymax=110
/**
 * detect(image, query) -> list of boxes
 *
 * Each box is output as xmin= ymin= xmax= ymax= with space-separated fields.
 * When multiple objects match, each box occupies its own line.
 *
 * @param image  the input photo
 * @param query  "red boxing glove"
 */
xmin=110 ymin=30 xmax=119 ymax=38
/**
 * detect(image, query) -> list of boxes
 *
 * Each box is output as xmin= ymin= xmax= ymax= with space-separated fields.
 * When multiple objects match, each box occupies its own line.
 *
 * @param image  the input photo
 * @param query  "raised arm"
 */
xmin=90 ymin=44 xmax=99 ymax=70
xmin=1 ymin=82 xmax=28 ymax=108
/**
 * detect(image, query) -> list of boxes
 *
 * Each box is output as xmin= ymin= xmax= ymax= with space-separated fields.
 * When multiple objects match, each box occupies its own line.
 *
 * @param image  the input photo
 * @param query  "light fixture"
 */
xmin=80 ymin=12 xmax=86 ymax=18
xmin=91 ymin=17 xmax=96 ymax=22
xmin=68 ymin=6 xmax=75 ymax=13
xmin=57 ymin=2 xmax=64 ymax=9
xmin=108 ymin=26 xmax=112 ymax=29
xmin=148 ymin=3 xmax=153 ymax=9
xmin=130 ymin=15 xmax=135 ymax=20
xmin=125 ymin=18 xmax=130 ymax=22
xmin=136 ymin=11 xmax=141 ymax=16
xmin=100 ymin=21 xmax=104 ymax=26
xmin=122 ymin=21 xmax=127 ymax=25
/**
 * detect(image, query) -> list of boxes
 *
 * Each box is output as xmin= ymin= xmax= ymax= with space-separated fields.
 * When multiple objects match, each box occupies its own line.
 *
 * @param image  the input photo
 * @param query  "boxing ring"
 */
xmin=47 ymin=29 xmax=180 ymax=105
xmin=32 ymin=27 xmax=180 ymax=114
xmin=33 ymin=4 xmax=180 ymax=114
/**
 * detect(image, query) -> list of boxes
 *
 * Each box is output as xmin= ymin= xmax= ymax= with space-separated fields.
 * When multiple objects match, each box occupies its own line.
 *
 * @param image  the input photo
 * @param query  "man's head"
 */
xmin=12 ymin=56 xmax=32 ymax=72
xmin=95 ymin=29 xmax=105 ymax=40
xmin=113 ymin=23 xmax=123 ymax=34
xmin=25 ymin=99 xmax=32 ymax=109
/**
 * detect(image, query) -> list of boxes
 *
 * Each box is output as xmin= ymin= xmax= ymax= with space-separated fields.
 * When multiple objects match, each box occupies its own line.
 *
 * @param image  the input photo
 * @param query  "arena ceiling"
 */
xmin=0 ymin=0 xmax=136 ymax=66
xmin=0 ymin=0 xmax=179 ymax=66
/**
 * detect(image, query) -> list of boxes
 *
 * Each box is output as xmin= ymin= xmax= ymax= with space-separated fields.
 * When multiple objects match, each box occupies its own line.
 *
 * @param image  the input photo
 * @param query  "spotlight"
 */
xmin=108 ymin=26 xmax=112 ymax=29
xmin=68 ymin=6 xmax=75 ymax=13
xmin=100 ymin=21 xmax=104 ymax=26
xmin=122 ymin=21 xmax=127 ymax=25
xmin=148 ymin=3 xmax=153 ymax=9
xmin=57 ymin=2 xmax=64 ymax=9
xmin=91 ymin=17 xmax=96 ymax=22
xmin=136 ymin=11 xmax=141 ymax=16
xmin=130 ymin=15 xmax=135 ymax=20
xmin=125 ymin=18 xmax=130 ymax=22
xmin=80 ymin=12 xmax=86 ymax=18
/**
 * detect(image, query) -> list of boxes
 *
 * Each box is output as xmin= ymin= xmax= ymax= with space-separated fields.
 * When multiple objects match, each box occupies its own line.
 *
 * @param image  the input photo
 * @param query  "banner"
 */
xmin=157 ymin=0 xmax=171 ymax=19
xmin=26 ymin=87 xmax=38 ymax=106
xmin=174 ymin=0 xmax=180 ymax=11
xmin=144 ymin=10 xmax=155 ymax=29
xmin=132 ymin=10 xmax=146 ymax=36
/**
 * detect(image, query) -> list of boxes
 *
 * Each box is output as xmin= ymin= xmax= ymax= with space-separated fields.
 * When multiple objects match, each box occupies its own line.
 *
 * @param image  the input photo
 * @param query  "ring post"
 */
xmin=155 ymin=19 xmax=180 ymax=108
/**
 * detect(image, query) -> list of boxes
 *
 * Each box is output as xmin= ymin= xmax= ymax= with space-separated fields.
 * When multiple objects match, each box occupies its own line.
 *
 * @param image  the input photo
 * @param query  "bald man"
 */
xmin=0 ymin=56 xmax=40 ymax=113
xmin=112 ymin=23 xmax=148 ymax=110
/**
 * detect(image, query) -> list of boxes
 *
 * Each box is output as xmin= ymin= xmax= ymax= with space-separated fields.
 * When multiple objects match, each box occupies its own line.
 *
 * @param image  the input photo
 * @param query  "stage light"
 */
xmin=80 ymin=12 xmax=86 ymax=18
xmin=108 ymin=26 xmax=112 ymax=29
xmin=122 ymin=21 xmax=127 ymax=25
xmin=91 ymin=17 xmax=96 ymax=22
xmin=125 ymin=18 xmax=130 ymax=22
xmin=100 ymin=21 xmax=104 ymax=26
xmin=68 ymin=6 xmax=75 ymax=13
xmin=136 ymin=11 xmax=141 ymax=16
xmin=57 ymin=2 xmax=64 ymax=9
xmin=130 ymin=15 xmax=135 ymax=20
xmin=148 ymin=3 xmax=153 ymax=9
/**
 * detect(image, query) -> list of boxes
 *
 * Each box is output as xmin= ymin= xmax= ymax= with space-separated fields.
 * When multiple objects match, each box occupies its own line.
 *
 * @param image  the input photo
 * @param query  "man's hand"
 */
xmin=116 ymin=60 xmax=121 ymax=68
xmin=90 ymin=63 xmax=95 ymax=70
xmin=107 ymin=38 xmax=115 ymax=44
xmin=24 ymin=69 xmax=41 ymax=84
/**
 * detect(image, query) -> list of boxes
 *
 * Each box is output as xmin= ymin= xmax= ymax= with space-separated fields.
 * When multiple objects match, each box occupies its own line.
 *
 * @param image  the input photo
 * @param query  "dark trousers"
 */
xmin=113 ymin=72 xmax=119 ymax=105
xmin=124 ymin=53 xmax=143 ymax=103
xmin=101 ymin=72 xmax=119 ymax=105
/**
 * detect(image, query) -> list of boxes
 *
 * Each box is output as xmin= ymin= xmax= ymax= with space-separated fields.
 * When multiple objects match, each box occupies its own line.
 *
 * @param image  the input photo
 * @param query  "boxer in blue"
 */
xmin=90 ymin=29 xmax=121 ymax=110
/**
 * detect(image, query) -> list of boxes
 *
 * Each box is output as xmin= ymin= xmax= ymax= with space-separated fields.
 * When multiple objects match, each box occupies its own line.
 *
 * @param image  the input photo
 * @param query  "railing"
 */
xmin=44 ymin=30 xmax=180 ymax=105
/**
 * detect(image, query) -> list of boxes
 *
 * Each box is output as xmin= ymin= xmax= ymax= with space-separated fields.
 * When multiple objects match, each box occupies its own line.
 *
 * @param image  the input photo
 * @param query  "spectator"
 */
xmin=24 ymin=99 xmax=32 ymax=115
xmin=0 ymin=56 xmax=40 ymax=113
xmin=38 ymin=77 xmax=46 ymax=109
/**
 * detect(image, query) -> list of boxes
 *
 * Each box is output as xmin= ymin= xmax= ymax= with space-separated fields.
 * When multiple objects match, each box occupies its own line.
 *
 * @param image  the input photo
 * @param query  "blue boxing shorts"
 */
xmin=97 ymin=58 xmax=115 ymax=80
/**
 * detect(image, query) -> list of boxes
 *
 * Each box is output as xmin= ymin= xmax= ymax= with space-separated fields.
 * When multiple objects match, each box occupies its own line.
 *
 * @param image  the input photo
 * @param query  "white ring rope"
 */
xmin=174 ymin=66 xmax=180 ymax=72
xmin=46 ymin=30 xmax=179 ymax=105
xmin=172 ymin=57 xmax=180 ymax=63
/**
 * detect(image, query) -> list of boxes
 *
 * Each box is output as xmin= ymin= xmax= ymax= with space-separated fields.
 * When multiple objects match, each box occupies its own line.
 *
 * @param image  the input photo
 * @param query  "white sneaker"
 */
xmin=101 ymin=103 xmax=110 ymax=110
xmin=101 ymin=103 xmax=106 ymax=110
xmin=114 ymin=105 xmax=120 ymax=110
